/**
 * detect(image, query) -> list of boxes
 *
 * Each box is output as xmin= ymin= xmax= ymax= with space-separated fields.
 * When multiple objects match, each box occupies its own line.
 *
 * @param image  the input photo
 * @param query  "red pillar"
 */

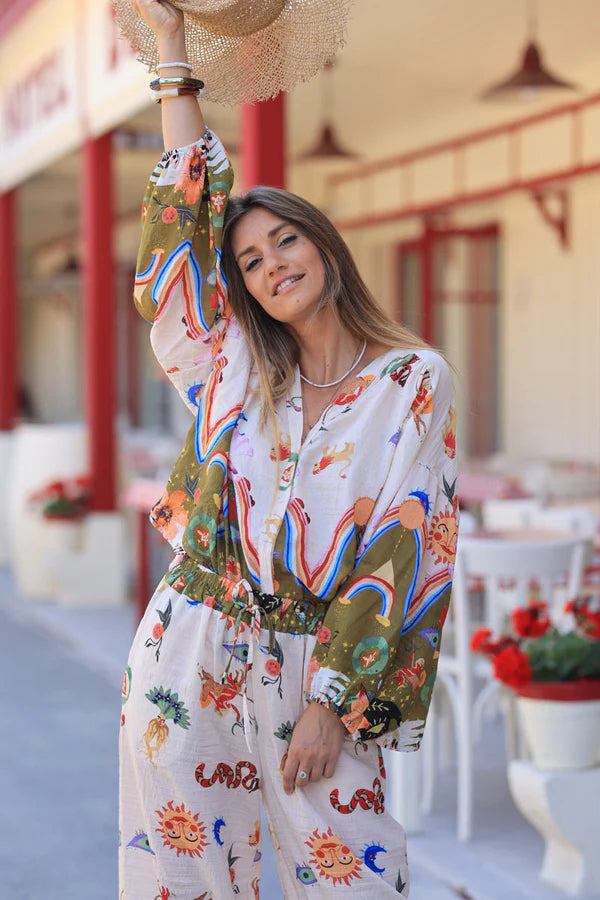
xmin=82 ymin=133 xmax=116 ymax=511
xmin=0 ymin=190 xmax=18 ymax=431
xmin=240 ymin=94 xmax=286 ymax=191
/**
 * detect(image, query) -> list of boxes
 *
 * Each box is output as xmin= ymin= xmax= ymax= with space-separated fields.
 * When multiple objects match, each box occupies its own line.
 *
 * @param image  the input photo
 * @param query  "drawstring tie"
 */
xmin=220 ymin=578 xmax=275 ymax=753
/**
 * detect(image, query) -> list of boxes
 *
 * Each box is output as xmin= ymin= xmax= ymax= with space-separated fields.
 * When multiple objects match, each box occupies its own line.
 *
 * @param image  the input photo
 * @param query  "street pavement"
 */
xmin=1 ymin=609 xmax=120 ymax=899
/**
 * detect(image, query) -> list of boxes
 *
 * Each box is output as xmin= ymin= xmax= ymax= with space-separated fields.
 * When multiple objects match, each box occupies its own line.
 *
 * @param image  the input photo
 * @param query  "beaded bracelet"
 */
xmin=149 ymin=76 xmax=205 ymax=90
xmin=156 ymin=61 xmax=193 ymax=72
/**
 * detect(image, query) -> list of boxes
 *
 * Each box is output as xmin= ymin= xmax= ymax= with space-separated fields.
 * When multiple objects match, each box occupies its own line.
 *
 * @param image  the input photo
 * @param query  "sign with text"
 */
xmin=0 ymin=0 xmax=82 ymax=188
xmin=0 ymin=0 xmax=150 ymax=189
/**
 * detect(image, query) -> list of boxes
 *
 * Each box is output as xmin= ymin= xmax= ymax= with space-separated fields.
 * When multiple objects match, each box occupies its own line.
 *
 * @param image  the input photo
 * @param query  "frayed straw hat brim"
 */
xmin=113 ymin=0 xmax=354 ymax=105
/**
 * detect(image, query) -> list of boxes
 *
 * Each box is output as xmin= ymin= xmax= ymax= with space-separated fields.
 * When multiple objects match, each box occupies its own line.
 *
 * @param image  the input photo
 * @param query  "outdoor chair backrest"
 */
xmin=454 ymin=536 xmax=589 ymax=635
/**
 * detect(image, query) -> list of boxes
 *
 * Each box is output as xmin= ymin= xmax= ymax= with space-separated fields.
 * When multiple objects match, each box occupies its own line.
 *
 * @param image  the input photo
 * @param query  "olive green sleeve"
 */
xmin=133 ymin=131 xmax=234 ymax=413
xmin=306 ymin=357 xmax=458 ymax=751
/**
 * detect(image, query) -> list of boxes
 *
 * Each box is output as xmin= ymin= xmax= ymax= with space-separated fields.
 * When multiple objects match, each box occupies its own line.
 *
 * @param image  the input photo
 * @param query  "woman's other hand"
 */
xmin=130 ymin=0 xmax=184 ymax=40
xmin=282 ymin=702 xmax=346 ymax=795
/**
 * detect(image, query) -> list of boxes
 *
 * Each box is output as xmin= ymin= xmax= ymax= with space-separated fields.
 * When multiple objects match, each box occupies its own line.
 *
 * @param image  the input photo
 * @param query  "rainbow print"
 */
xmin=340 ymin=574 xmax=396 ymax=628
xmin=230 ymin=472 xmax=260 ymax=584
xmin=134 ymin=248 xmax=164 ymax=304
xmin=195 ymin=356 xmax=243 ymax=465
xmin=207 ymin=450 xmax=229 ymax=520
xmin=402 ymin=567 xmax=453 ymax=634
xmin=354 ymin=504 xmax=451 ymax=633
xmin=152 ymin=241 xmax=209 ymax=338
xmin=283 ymin=500 xmax=356 ymax=598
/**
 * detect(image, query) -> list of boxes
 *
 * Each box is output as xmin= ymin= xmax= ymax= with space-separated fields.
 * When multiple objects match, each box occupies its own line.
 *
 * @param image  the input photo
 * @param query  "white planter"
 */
xmin=6 ymin=423 xmax=86 ymax=598
xmin=517 ymin=695 xmax=600 ymax=771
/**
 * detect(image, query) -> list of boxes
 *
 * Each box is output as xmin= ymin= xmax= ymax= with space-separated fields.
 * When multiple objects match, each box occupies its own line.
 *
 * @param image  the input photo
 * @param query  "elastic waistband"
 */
xmin=163 ymin=554 xmax=329 ymax=637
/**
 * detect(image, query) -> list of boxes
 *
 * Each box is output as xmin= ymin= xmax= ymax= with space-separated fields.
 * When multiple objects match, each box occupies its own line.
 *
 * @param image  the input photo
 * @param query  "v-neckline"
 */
xmin=290 ymin=347 xmax=401 ymax=450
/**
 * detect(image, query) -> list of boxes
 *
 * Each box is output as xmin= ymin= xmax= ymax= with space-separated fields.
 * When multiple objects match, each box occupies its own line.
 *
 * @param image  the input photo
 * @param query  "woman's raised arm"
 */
xmin=130 ymin=0 xmax=237 ymax=414
xmin=131 ymin=0 xmax=206 ymax=149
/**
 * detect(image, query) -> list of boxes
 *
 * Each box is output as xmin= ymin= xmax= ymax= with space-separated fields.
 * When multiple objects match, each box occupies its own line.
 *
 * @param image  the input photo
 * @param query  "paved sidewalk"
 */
xmin=2 ymin=569 xmax=596 ymax=900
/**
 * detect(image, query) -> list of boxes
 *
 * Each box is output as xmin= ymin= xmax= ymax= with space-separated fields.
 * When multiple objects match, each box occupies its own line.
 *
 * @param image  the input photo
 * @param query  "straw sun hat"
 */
xmin=113 ymin=0 xmax=354 ymax=105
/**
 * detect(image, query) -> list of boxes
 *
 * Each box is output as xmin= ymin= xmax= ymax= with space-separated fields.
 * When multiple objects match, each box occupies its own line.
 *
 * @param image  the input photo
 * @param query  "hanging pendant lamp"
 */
xmin=481 ymin=1 xmax=577 ymax=100
xmin=297 ymin=60 xmax=357 ymax=161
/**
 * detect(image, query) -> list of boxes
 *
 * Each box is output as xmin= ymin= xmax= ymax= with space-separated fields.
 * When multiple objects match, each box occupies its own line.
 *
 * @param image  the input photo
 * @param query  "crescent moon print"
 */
xmin=212 ymin=816 xmax=226 ymax=846
xmin=361 ymin=842 xmax=387 ymax=875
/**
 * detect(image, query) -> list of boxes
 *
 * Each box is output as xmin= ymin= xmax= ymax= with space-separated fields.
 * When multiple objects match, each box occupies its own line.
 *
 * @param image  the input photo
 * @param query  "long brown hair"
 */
xmin=221 ymin=186 xmax=431 ymax=420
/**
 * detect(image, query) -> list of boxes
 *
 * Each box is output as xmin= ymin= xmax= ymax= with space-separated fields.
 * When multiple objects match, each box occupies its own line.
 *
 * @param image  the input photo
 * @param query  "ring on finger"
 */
xmin=297 ymin=770 xmax=309 ymax=782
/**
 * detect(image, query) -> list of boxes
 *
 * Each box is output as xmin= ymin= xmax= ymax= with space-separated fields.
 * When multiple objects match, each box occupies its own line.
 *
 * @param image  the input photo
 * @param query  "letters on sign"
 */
xmin=3 ymin=52 xmax=68 ymax=140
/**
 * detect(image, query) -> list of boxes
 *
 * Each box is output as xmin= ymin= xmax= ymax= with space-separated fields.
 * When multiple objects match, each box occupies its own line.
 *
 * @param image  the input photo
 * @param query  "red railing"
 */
xmin=330 ymin=92 xmax=600 ymax=231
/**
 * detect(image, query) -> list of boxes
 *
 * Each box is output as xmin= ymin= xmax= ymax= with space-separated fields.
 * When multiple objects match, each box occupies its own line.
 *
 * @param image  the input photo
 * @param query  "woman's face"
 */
xmin=231 ymin=207 xmax=326 ymax=329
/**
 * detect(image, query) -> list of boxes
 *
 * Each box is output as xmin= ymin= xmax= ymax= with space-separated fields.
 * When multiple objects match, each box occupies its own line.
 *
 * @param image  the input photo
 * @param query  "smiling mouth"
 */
xmin=273 ymin=274 xmax=304 ymax=296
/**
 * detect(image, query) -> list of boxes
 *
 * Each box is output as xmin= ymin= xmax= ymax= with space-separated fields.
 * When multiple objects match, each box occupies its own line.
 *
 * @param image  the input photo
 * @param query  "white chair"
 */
xmin=481 ymin=498 xmax=541 ymax=531
xmin=423 ymin=534 xmax=589 ymax=842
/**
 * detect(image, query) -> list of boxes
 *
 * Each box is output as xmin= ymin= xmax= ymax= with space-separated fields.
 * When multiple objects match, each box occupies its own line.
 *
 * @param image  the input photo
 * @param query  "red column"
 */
xmin=82 ymin=133 xmax=116 ymax=511
xmin=240 ymin=94 xmax=286 ymax=191
xmin=0 ymin=190 xmax=18 ymax=431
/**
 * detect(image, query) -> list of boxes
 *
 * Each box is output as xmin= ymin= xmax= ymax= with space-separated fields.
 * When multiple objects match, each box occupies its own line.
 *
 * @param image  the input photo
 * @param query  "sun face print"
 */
xmin=428 ymin=507 xmax=458 ymax=565
xmin=306 ymin=827 xmax=363 ymax=886
xmin=155 ymin=801 xmax=207 ymax=858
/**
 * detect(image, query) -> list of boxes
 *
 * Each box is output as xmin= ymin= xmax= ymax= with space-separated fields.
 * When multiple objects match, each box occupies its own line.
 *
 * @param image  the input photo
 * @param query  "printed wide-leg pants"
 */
xmin=119 ymin=569 xmax=410 ymax=899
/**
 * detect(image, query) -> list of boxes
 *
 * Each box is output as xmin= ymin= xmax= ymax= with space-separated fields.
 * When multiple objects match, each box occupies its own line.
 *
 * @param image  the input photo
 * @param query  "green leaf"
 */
xmin=525 ymin=631 xmax=600 ymax=682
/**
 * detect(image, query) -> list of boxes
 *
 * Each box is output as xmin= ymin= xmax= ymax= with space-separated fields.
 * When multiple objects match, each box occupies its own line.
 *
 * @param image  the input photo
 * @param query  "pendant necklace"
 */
xmin=299 ymin=338 xmax=367 ymax=388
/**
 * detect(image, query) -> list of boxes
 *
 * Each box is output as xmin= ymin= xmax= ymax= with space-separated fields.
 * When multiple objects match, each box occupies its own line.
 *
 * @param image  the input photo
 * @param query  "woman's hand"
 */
xmin=282 ymin=702 xmax=346 ymax=795
xmin=130 ymin=0 xmax=184 ymax=41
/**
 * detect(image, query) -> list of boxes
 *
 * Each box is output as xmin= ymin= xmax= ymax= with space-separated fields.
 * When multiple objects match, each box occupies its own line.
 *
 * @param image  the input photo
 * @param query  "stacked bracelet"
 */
xmin=151 ymin=87 xmax=203 ymax=103
xmin=156 ymin=61 xmax=193 ymax=72
xmin=149 ymin=75 xmax=205 ymax=103
xmin=149 ymin=76 xmax=205 ymax=90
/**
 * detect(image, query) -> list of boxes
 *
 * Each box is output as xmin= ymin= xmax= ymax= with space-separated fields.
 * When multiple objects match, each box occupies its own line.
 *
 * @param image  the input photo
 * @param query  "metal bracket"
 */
xmin=530 ymin=188 xmax=569 ymax=249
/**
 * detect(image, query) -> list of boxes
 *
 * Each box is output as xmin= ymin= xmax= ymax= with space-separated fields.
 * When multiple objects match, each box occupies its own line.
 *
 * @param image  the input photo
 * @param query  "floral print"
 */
xmin=150 ymin=488 xmax=189 ymax=541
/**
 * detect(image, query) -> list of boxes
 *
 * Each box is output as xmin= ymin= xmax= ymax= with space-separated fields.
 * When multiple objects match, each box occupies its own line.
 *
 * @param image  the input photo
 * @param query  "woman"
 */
xmin=120 ymin=2 xmax=458 ymax=897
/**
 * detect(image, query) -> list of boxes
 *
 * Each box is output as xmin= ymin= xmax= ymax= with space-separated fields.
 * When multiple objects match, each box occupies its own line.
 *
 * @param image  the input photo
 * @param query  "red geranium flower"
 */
xmin=492 ymin=645 xmax=532 ymax=689
xmin=565 ymin=596 xmax=600 ymax=639
xmin=511 ymin=601 xmax=551 ymax=638
xmin=470 ymin=627 xmax=493 ymax=653
xmin=582 ymin=611 xmax=600 ymax=640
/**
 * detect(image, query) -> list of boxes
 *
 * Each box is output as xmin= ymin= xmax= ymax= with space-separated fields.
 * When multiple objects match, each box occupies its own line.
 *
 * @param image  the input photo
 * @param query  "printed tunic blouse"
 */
xmin=134 ymin=131 xmax=458 ymax=752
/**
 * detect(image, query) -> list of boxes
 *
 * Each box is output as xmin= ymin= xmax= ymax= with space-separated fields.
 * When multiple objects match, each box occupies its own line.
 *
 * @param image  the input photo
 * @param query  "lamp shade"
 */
xmin=298 ymin=122 xmax=357 ymax=161
xmin=482 ymin=40 xmax=577 ymax=100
